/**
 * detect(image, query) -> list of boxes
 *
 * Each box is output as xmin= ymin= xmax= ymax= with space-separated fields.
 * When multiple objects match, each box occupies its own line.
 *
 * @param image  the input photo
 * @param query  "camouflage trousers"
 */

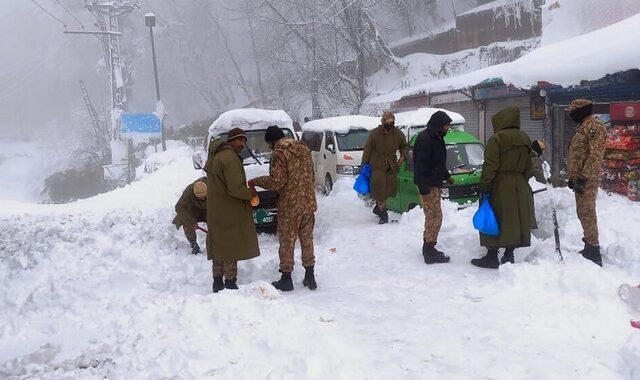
xmin=575 ymin=183 xmax=599 ymax=246
xmin=277 ymin=212 xmax=315 ymax=273
xmin=212 ymin=259 xmax=238 ymax=279
xmin=420 ymin=188 xmax=443 ymax=243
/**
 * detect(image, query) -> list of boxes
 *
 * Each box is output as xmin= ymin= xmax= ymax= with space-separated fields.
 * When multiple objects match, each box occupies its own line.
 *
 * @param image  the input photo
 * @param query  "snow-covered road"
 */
xmin=1 ymin=145 xmax=639 ymax=379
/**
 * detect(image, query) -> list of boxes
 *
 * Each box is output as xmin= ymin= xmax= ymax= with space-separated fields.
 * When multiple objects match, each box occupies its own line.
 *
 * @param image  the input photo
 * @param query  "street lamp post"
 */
xmin=145 ymin=13 xmax=166 ymax=151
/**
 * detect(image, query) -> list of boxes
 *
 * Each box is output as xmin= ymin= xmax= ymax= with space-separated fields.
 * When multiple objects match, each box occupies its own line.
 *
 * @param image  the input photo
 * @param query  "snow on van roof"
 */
xmin=302 ymin=115 xmax=379 ymax=133
xmin=394 ymin=107 xmax=465 ymax=128
xmin=209 ymin=108 xmax=293 ymax=136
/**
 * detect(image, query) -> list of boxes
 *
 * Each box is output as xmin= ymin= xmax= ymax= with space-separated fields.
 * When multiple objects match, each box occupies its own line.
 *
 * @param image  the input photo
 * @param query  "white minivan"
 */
xmin=192 ymin=108 xmax=296 ymax=230
xmin=301 ymin=115 xmax=379 ymax=193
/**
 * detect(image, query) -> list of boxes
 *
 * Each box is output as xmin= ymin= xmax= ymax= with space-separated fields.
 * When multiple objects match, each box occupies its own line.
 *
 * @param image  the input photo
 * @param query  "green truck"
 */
xmin=386 ymin=108 xmax=485 ymax=213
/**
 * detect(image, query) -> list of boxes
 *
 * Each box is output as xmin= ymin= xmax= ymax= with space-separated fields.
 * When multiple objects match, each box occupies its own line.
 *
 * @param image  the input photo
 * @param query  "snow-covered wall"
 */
xmin=542 ymin=0 xmax=640 ymax=45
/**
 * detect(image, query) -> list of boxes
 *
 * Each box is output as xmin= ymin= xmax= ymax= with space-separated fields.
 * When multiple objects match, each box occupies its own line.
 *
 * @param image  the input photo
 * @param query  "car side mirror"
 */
xmin=327 ymin=143 xmax=335 ymax=153
xmin=192 ymin=152 xmax=204 ymax=170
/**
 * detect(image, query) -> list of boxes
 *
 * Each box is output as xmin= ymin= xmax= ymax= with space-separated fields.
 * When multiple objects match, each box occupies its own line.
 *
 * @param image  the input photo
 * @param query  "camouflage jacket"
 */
xmin=253 ymin=138 xmax=317 ymax=216
xmin=567 ymin=115 xmax=607 ymax=182
xmin=172 ymin=176 xmax=207 ymax=228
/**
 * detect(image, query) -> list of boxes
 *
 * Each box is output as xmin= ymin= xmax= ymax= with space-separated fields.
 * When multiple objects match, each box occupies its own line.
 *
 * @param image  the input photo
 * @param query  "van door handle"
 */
xmin=323 ymin=154 xmax=326 ymax=159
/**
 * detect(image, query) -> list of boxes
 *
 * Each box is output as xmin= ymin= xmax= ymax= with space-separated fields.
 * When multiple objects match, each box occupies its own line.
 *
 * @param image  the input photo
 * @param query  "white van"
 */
xmin=301 ymin=115 xmax=379 ymax=193
xmin=192 ymin=108 xmax=296 ymax=229
xmin=206 ymin=108 xmax=296 ymax=159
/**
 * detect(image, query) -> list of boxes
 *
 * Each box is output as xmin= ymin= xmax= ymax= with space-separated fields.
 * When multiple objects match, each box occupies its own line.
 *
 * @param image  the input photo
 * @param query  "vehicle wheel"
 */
xmin=323 ymin=174 xmax=333 ymax=195
xmin=408 ymin=203 xmax=418 ymax=211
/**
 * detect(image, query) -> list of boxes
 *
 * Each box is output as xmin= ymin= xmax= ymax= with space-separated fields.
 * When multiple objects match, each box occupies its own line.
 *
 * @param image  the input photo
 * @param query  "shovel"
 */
xmin=538 ymin=155 xmax=563 ymax=261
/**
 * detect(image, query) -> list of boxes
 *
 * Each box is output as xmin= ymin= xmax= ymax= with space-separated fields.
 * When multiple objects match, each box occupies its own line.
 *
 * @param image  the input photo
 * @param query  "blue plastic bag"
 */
xmin=353 ymin=164 xmax=371 ymax=195
xmin=473 ymin=197 xmax=500 ymax=236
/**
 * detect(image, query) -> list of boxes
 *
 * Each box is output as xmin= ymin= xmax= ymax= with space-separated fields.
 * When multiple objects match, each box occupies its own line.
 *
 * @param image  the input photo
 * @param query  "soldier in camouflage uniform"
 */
xmin=250 ymin=125 xmax=318 ymax=292
xmin=172 ymin=177 xmax=207 ymax=255
xmin=566 ymin=99 xmax=607 ymax=267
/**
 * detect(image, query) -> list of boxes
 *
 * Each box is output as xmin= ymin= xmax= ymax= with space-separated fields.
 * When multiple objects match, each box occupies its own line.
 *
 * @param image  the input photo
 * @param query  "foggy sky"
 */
xmin=0 ymin=0 xmax=482 ymax=140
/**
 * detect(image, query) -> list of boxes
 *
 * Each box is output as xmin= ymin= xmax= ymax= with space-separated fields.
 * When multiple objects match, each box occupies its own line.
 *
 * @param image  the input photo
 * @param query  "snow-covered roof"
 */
xmin=302 ymin=115 xmax=379 ymax=133
xmin=209 ymin=108 xmax=294 ymax=136
xmin=370 ymin=13 xmax=640 ymax=104
xmin=394 ymin=108 xmax=465 ymax=128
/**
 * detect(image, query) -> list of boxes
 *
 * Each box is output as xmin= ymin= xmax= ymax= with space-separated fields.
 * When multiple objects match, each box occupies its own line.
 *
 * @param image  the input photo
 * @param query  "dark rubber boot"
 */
xmin=272 ymin=272 xmax=294 ymax=291
xmin=471 ymin=249 xmax=499 ymax=269
xmin=582 ymin=244 xmax=603 ymax=267
xmin=224 ymin=278 xmax=239 ymax=290
xmin=378 ymin=209 xmax=389 ymax=224
xmin=212 ymin=277 xmax=224 ymax=293
xmin=432 ymin=243 xmax=446 ymax=256
xmin=190 ymin=240 xmax=201 ymax=255
xmin=303 ymin=267 xmax=317 ymax=290
xmin=372 ymin=205 xmax=382 ymax=216
xmin=500 ymin=248 xmax=515 ymax=264
xmin=579 ymin=238 xmax=587 ymax=254
xmin=423 ymin=241 xmax=450 ymax=264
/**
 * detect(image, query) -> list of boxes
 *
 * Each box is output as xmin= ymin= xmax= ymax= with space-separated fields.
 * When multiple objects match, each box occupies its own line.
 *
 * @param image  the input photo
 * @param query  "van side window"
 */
xmin=301 ymin=131 xmax=322 ymax=152
xmin=406 ymin=148 xmax=414 ymax=172
xmin=324 ymin=131 xmax=335 ymax=152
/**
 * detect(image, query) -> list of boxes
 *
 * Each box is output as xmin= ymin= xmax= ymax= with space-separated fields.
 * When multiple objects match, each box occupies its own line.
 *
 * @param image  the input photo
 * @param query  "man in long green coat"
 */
xmin=471 ymin=106 xmax=533 ymax=269
xmin=361 ymin=111 xmax=409 ymax=224
xmin=203 ymin=127 xmax=260 ymax=292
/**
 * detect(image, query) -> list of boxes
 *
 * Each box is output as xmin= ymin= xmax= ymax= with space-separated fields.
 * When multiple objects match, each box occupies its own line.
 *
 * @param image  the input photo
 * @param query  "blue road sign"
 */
xmin=121 ymin=113 xmax=162 ymax=137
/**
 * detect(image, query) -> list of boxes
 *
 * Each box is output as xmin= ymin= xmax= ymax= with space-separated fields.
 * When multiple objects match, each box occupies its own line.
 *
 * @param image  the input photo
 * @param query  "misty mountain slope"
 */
xmin=1 ymin=143 xmax=639 ymax=378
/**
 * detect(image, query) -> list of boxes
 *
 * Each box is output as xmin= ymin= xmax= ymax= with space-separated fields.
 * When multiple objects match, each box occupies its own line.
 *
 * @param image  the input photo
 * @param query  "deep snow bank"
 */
xmin=2 ymin=144 xmax=640 ymax=378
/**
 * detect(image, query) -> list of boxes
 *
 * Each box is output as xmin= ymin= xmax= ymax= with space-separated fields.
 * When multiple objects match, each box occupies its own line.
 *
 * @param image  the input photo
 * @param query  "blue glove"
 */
xmin=479 ymin=192 xmax=491 ymax=201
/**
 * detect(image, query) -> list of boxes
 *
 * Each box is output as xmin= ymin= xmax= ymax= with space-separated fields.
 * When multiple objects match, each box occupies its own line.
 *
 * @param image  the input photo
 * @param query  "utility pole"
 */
xmin=145 ymin=12 xmax=166 ymax=151
xmin=311 ymin=14 xmax=322 ymax=120
xmin=66 ymin=0 xmax=140 ymax=182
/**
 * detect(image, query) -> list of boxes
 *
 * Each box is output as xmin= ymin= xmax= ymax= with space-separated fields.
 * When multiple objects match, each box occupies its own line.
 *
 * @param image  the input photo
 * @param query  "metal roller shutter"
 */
xmin=433 ymin=100 xmax=480 ymax=139
xmin=484 ymin=96 xmax=544 ymax=143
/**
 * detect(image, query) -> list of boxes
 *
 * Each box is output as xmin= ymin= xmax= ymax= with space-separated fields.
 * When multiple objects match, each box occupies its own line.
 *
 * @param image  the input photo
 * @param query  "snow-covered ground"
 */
xmin=1 ymin=144 xmax=640 ymax=379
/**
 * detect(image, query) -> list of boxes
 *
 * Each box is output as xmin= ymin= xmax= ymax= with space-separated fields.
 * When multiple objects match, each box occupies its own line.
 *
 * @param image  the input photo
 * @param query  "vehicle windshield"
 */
xmin=407 ymin=125 xmax=426 ymax=139
xmin=217 ymin=129 xmax=295 ymax=163
xmin=406 ymin=124 xmax=465 ymax=139
xmin=446 ymin=143 xmax=484 ymax=173
xmin=335 ymin=128 xmax=370 ymax=151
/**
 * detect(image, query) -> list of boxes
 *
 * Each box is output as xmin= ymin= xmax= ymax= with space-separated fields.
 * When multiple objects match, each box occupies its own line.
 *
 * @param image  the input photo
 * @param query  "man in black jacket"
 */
xmin=413 ymin=111 xmax=454 ymax=264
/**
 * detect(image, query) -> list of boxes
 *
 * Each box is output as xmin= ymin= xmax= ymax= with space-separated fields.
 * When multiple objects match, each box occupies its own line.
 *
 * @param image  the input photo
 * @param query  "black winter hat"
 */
xmin=427 ymin=110 xmax=453 ymax=130
xmin=264 ymin=125 xmax=285 ymax=143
